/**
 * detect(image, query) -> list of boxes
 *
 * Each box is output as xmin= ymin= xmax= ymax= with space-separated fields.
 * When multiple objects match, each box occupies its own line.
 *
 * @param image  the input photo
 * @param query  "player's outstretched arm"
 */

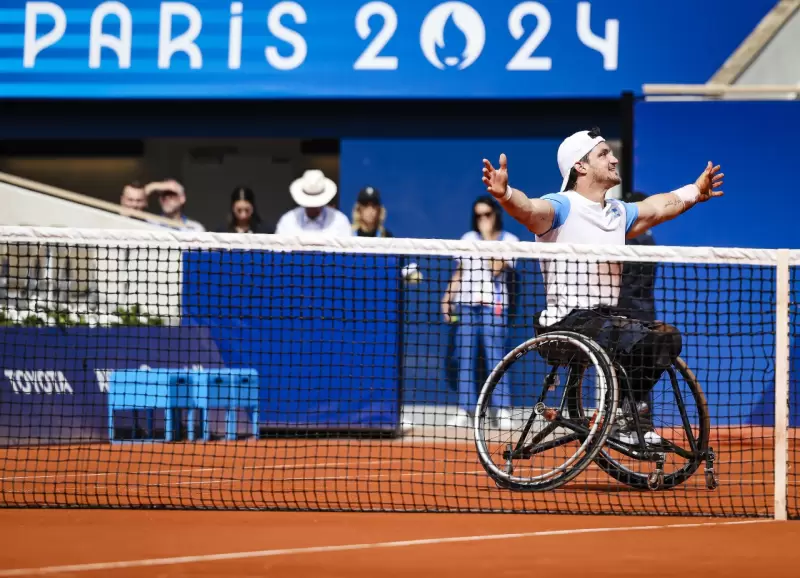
xmin=627 ymin=162 xmax=724 ymax=239
xmin=482 ymin=154 xmax=555 ymax=236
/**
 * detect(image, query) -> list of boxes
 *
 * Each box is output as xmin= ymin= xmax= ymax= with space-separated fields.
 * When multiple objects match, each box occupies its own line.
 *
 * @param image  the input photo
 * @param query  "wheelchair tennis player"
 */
xmin=481 ymin=128 xmax=723 ymax=446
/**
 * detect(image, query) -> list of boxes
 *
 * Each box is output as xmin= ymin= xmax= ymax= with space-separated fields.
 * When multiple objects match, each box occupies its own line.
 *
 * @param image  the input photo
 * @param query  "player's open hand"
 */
xmin=482 ymin=154 xmax=509 ymax=199
xmin=694 ymin=162 xmax=724 ymax=202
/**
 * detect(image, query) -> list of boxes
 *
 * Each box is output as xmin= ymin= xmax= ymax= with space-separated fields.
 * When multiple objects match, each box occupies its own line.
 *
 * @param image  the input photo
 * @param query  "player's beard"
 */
xmin=589 ymin=173 xmax=618 ymax=191
xmin=598 ymin=167 xmax=621 ymax=189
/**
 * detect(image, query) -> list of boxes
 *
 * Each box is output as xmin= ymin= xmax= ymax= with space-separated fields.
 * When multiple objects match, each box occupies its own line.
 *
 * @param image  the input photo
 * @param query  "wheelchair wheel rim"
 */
xmin=474 ymin=332 xmax=618 ymax=486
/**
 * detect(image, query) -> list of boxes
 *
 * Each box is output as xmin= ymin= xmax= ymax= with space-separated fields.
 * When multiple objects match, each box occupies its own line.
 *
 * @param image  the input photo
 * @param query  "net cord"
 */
xmin=0 ymin=226 xmax=794 ymax=266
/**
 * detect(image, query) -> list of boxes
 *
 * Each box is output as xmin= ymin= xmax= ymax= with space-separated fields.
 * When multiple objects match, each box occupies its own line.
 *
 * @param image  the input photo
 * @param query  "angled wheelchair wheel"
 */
xmin=594 ymin=358 xmax=711 ymax=491
xmin=474 ymin=330 xmax=619 ymax=492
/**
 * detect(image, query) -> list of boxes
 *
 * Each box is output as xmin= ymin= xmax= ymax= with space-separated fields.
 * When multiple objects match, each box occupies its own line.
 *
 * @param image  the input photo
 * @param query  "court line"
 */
xmin=82 ymin=467 xmax=486 ymax=490
xmin=74 ymin=460 xmax=408 ymax=490
xmin=186 ymin=467 xmax=487 ymax=485
xmin=0 ymin=519 xmax=773 ymax=576
xmin=0 ymin=459 xmax=393 ymax=483
xmin=25 ymin=469 xmax=790 ymax=493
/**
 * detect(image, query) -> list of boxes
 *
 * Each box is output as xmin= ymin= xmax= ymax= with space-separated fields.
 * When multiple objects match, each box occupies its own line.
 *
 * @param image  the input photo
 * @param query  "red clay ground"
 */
xmin=0 ymin=431 xmax=789 ymax=516
xmin=0 ymin=430 xmax=796 ymax=576
xmin=0 ymin=511 xmax=798 ymax=577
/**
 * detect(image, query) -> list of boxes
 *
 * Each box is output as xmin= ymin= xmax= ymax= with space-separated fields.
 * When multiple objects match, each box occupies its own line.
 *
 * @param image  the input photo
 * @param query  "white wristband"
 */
xmin=501 ymin=186 xmax=513 ymax=202
xmin=673 ymin=184 xmax=700 ymax=208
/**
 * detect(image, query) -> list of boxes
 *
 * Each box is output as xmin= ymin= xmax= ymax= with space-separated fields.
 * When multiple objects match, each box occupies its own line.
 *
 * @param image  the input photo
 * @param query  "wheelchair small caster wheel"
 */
xmin=504 ymin=444 xmax=514 ymax=475
xmin=648 ymin=458 xmax=665 ymax=490
xmin=647 ymin=472 xmax=664 ymax=492
xmin=705 ymin=469 xmax=718 ymax=490
xmin=703 ymin=448 xmax=718 ymax=489
xmin=647 ymin=470 xmax=664 ymax=490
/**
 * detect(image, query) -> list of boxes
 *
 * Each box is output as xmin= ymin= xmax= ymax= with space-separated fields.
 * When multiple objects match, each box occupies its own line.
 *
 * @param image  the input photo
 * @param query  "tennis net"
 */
xmin=0 ymin=226 xmax=796 ymax=518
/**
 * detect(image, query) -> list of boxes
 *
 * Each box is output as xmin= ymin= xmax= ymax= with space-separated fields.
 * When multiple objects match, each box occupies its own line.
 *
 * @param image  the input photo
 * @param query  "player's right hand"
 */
xmin=482 ymin=154 xmax=509 ymax=199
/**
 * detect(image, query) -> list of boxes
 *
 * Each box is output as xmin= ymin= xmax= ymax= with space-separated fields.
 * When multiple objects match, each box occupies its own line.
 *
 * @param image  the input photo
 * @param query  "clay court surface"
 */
xmin=0 ymin=431 xmax=798 ymax=577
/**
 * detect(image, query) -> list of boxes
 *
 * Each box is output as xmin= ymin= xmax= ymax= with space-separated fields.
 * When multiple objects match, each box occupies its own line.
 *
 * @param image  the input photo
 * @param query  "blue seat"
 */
xmin=108 ymin=368 xmax=259 ymax=442
xmin=107 ymin=369 xmax=203 ymax=442
xmin=202 ymin=369 xmax=260 ymax=441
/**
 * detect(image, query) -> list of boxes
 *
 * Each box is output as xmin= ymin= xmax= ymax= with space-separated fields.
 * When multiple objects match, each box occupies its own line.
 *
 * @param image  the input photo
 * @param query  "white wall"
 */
xmin=0 ymin=181 xmax=161 ymax=229
xmin=0 ymin=181 xmax=181 ymax=323
xmin=734 ymin=8 xmax=800 ymax=86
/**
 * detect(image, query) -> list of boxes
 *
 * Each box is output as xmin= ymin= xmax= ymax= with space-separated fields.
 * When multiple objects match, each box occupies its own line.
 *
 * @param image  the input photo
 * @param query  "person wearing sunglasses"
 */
xmin=441 ymin=195 xmax=519 ymax=429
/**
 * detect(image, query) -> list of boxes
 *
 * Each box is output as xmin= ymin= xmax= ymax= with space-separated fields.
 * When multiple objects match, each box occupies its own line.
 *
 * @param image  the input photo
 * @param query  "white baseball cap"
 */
xmin=557 ymin=130 xmax=605 ymax=191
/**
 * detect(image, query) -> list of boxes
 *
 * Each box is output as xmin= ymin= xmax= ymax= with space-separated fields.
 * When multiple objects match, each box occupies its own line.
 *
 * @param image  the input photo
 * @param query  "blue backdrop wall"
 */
xmin=634 ymin=100 xmax=800 ymax=250
xmin=635 ymin=100 xmax=800 ymax=427
xmin=339 ymin=138 xmax=570 ymax=241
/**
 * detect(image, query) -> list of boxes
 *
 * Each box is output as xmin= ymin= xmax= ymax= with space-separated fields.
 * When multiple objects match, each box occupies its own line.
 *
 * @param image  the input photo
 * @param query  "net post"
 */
xmin=774 ymin=248 xmax=790 ymax=521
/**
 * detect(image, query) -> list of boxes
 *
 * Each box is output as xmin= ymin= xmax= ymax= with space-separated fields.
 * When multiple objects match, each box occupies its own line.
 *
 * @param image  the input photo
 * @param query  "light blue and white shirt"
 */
xmin=536 ymin=191 xmax=639 ymax=326
xmin=455 ymin=230 xmax=520 ymax=309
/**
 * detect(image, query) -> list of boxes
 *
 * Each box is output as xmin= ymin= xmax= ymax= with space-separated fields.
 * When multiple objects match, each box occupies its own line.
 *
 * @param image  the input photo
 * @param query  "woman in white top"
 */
xmin=442 ymin=196 xmax=519 ymax=428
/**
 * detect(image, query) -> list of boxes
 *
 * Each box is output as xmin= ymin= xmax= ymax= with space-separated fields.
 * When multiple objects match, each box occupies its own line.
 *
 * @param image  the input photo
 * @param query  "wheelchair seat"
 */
xmin=535 ymin=334 xmax=594 ymax=368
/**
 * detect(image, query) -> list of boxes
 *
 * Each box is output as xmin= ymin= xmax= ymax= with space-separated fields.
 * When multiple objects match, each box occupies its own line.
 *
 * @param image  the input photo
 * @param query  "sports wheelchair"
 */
xmin=474 ymin=330 xmax=718 ymax=492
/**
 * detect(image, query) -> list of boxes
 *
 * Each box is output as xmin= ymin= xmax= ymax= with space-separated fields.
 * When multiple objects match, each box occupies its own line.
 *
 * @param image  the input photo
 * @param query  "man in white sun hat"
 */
xmin=481 ymin=127 xmax=724 ymax=446
xmin=275 ymin=169 xmax=352 ymax=237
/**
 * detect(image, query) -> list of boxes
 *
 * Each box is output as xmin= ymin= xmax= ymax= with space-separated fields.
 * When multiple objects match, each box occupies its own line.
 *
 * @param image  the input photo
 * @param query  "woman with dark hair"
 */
xmin=220 ymin=187 xmax=272 ymax=234
xmin=441 ymin=195 xmax=519 ymax=428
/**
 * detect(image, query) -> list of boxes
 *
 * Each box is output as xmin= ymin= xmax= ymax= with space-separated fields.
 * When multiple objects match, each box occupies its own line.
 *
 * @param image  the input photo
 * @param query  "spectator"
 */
xmin=120 ymin=182 xmax=147 ymax=211
xmin=275 ymin=170 xmax=351 ymax=237
xmin=219 ymin=186 xmax=273 ymax=234
xmin=352 ymin=186 xmax=393 ymax=237
xmin=145 ymin=179 xmax=205 ymax=232
xmin=618 ymin=191 xmax=658 ymax=322
xmin=441 ymin=196 xmax=519 ymax=428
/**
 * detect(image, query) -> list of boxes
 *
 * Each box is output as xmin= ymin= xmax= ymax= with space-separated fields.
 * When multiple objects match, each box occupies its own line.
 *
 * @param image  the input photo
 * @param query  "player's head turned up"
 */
xmin=558 ymin=127 xmax=621 ymax=195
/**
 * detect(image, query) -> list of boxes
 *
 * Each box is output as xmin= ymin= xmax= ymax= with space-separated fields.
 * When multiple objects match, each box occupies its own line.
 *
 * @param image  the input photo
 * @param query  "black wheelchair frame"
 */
xmin=474 ymin=330 xmax=718 ymax=492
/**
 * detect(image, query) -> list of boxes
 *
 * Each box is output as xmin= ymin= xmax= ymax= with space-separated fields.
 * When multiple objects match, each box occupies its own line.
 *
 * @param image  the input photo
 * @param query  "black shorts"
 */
xmin=535 ymin=307 xmax=682 ymax=397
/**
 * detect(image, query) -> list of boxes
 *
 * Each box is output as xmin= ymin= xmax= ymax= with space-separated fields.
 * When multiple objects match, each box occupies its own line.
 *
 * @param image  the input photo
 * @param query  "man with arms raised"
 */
xmin=481 ymin=128 xmax=723 ymax=444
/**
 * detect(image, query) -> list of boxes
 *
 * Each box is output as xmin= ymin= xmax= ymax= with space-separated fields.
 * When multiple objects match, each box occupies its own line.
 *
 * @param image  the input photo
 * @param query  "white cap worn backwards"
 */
xmin=557 ymin=130 xmax=605 ymax=191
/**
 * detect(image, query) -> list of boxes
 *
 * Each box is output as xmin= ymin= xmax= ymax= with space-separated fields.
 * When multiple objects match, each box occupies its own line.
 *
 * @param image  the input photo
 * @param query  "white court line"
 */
xmin=0 ymin=467 xmax=217 ymax=483
xmin=84 ymin=467 xmax=484 ymax=490
xmin=0 ymin=519 xmax=773 ymax=577
xmin=0 ymin=459 xmax=392 ymax=483
xmin=81 ymin=460 xmax=399 ymax=491
xmin=276 ymin=469 xmax=484 ymax=483
xmin=28 ymin=471 xmax=791 ymax=493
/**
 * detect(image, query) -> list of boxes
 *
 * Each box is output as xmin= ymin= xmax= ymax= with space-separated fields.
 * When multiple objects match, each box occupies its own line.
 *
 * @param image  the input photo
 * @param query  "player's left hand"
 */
xmin=694 ymin=162 xmax=724 ymax=202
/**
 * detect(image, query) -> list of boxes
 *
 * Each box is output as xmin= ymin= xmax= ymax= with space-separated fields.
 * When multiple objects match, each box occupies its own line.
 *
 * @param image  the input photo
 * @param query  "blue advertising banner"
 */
xmin=0 ymin=326 xmax=224 ymax=445
xmin=0 ymin=0 xmax=776 ymax=99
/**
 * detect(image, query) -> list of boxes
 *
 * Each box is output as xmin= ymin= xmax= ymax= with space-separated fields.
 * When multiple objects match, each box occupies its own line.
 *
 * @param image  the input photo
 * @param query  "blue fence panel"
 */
xmin=181 ymin=249 xmax=402 ymax=432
